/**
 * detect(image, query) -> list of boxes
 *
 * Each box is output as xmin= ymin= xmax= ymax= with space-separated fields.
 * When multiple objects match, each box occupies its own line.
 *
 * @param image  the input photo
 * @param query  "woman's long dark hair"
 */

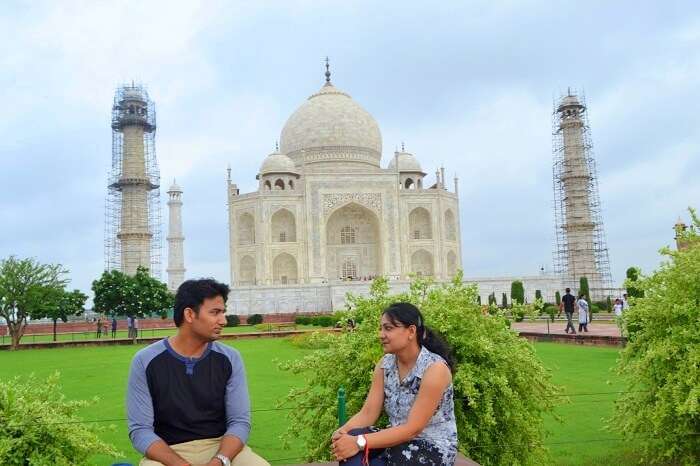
xmin=382 ymin=302 xmax=456 ymax=373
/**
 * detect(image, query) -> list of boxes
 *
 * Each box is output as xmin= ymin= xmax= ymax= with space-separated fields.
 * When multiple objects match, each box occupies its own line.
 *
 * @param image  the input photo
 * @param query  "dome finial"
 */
xmin=324 ymin=56 xmax=331 ymax=84
xmin=401 ymin=141 xmax=405 ymax=152
xmin=275 ymin=140 xmax=279 ymax=152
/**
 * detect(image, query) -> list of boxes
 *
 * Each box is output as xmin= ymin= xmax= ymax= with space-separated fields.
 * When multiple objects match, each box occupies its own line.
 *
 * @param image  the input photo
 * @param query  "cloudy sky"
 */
xmin=1 ymin=0 xmax=698 ymax=297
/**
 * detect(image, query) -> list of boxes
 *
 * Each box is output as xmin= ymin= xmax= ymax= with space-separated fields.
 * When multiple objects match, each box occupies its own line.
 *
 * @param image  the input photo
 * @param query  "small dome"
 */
xmin=279 ymin=82 xmax=382 ymax=165
xmin=387 ymin=151 xmax=423 ymax=173
xmin=260 ymin=151 xmax=297 ymax=175
xmin=168 ymin=179 xmax=182 ymax=192
xmin=122 ymin=87 xmax=146 ymax=102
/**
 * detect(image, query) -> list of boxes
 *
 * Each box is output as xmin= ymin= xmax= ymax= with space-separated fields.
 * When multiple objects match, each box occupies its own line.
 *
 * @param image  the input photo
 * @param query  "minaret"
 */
xmin=166 ymin=180 xmax=186 ymax=292
xmin=674 ymin=218 xmax=689 ymax=251
xmin=106 ymin=84 xmax=161 ymax=277
xmin=552 ymin=90 xmax=612 ymax=297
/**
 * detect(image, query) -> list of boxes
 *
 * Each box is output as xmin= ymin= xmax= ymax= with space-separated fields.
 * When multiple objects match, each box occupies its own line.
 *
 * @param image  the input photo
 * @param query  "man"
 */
xmin=622 ymin=293 xmax=630 ymax=311
xmin=127 ymin=278 xmax=269 ymax=466
xmin=560 ymin=287 xmax=576 ymax=334
xmin=112 ymin=316 xmax=118 ymax=338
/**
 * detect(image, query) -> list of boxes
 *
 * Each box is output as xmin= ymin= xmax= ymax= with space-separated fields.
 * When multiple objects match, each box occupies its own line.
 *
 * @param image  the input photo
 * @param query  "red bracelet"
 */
xmin=362 ymin=441 xmax=370 ymax=466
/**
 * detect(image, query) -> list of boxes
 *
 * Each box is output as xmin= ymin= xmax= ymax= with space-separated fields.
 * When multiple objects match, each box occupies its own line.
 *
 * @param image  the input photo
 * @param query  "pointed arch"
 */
xmin=239 ymin=255 xmax=256 ymax=285
xmin=273 ymin=253 xmax=298 ymax=285
xmin=411 ymin=249 xmax=434 ymax=277
xmin=238 ymin=213 xmax=255 ymax=245
xmin=274 ymin=179 xmax=285 ymax=190
xmin=326 ymin=202 xmax=382 ymax=280
xmin=271 ymin=208 xmax=296 ymax=243
xmin=445 ymin=209 xmax=457 ymax=241
xmin=409 ymin=207 xmax=432 ymax=240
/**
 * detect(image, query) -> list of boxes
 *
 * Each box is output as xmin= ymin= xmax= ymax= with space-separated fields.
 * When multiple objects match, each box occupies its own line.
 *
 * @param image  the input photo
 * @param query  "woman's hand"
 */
xmin=331 ymin=433 xmax=360 ymax=461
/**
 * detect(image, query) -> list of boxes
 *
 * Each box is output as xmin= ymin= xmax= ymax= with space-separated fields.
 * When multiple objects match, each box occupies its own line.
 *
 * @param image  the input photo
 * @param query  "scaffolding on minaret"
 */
xmin=552 ymin=89 xmax=613 ymax=298
xmin=104 ymin=83 xmax=162 ymax=278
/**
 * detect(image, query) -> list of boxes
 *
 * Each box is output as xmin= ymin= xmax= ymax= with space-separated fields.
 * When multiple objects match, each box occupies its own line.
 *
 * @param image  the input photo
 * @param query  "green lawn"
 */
xmin=0 ymin=339 xmax=636 ymax=465
xmin=0 ymin=324 xmax=317 ymax=346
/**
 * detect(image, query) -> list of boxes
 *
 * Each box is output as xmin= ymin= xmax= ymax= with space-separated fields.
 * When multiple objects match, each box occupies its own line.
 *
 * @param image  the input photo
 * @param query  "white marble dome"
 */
xmin=387 ymin=151 xmax=423 ymax=173
xmin=279 ymin=82 xmax=382 ymax=164
xmin=260 ymin=151 xmax=297 ymax=174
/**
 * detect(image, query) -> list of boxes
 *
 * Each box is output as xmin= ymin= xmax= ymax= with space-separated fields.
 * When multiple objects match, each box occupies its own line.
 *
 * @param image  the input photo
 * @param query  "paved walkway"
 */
xmin=512 ymin=320 xmax=621 ymax=337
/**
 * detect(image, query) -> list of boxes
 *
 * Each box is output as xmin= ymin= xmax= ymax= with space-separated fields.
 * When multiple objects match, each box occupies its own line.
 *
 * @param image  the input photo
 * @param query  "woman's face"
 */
xmin=379 ymin=313 xmax=415 ymax=354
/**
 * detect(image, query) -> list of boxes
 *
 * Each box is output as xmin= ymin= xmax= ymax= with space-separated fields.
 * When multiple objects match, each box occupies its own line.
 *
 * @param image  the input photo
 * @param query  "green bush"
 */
xmin=555 ymin=290 xmax=561 ymax=307
xmin=543 ymin=304 xmax=558 ymax=321
xmin=535 ymin=289 xmax=542 ymax=302
xmin=501 ymin=292 xmax=508 ymax=308
xmin=609 ymin=208 xmax=700 ymax=464
xmin=247 ymin=313 xmax=263 ymax=325
xmin=225 ymin=314 xmax=240 ymax=327
xmin=310 ymin=315 xmax=336 ymax=327
xmin=279 ymin=273 xmax=561 ymax=464
xmin=511 ymin=280 xmax=525 ymax=305
xmin=295 ymin=315 xmax=312 ymax=325
xmin=0 ymin=373 xmax=120 ymax=465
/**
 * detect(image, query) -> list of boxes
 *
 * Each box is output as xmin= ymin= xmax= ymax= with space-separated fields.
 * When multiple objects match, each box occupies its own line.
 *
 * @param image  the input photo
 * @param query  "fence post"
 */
xmin=337 ymin=386 xmax=347 ymax=427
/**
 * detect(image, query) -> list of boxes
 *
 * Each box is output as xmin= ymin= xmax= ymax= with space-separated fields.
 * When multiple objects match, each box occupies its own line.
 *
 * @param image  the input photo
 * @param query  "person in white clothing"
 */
xmin=577 ymin=294 xmax=589 ymax=333
xmin=613 ymin=298 xmax=624 ymax=336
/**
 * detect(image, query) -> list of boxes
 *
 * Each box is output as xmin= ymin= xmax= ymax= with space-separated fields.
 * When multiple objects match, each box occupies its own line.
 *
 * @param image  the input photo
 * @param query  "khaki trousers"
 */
xmin=139 ymin=437 xmax=269 ymax=466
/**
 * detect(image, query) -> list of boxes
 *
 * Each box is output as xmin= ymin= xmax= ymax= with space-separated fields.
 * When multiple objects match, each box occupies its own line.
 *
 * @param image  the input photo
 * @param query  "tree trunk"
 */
xmin=53 ymin=319 xmax=58 ymax=342
xmin=9 ymin=320 xmax=27 ymax=350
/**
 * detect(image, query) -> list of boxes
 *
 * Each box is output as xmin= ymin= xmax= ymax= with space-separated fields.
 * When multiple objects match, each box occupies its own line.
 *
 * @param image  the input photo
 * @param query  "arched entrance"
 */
xmin=325 ymin=203 xmax=382 ymax=280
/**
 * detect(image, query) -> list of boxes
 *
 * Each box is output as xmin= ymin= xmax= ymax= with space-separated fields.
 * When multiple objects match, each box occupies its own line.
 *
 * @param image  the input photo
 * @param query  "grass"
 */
xmin=0 ymin=339 xmax=637 ymax=465
xmin=0 ymin=324 xmax=318 ymax=345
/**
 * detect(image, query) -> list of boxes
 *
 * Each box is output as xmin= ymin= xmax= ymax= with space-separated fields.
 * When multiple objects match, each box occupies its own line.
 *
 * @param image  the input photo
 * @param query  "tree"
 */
xmin=609 ymin=208 xmax=700 ymax=464
xmin=555 ymin=290 xmax=561 ymax=307
xmin=0 ymin=256 xmax=68 ymax=349
xmin=477 ymin=295 xmax=482 ymax=305
xmin=579 ymin=276 xmax=590 ymax=303
xmin=279 ymin=275 xmax=561 ymax=465
xmin=488 ymin=292 xmax=496 ymax=306
xmin=501 ymin=292 xmax=508 ymax=308
xmin=37 ymin=288 xmax=87 ymax=342
xmin=92 ymin=266 xmax=173 ymax=318
xmin=510 ymin=280 xmax=525 ymax=305
xmin=535 ymin=289 xmax=542 ymax=302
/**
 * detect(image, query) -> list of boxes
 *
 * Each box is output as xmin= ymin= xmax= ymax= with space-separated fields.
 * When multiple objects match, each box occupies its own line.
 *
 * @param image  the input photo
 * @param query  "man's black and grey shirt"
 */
xmin=126 ymin=339 xmax=251 ymax=454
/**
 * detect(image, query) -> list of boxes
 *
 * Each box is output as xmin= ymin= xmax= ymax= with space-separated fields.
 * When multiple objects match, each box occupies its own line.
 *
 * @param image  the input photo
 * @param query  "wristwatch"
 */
xmin=215 ymin=453 xmax=231 ymax=466
xmin=356 ymin=434 xmax=367 ymax=449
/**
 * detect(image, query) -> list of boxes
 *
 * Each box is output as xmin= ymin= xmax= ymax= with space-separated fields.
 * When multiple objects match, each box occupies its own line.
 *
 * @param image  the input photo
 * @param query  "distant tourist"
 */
xmin=577 ymin=294 xmax=589 ymax=333
xmin=111 ymin=317 xmax=118 ymax=338
xmin=560 ymin=288 xmax=576 ymax=334
xmin=613 ymin=298 xmax=624 ymax=335
xmin=133 ymin=317 xmax=139 ymax=339
xmin=127 ymin=316 xmax=134 ymax=339
xmin=126 ymin=278 xmax=269 ymax=466
xmin=96 ymin=317 xmax=102 ymax=338
xmin=330 ymin=302 xmax=457 ymax=465
xmin=622 ymin=293 xmax=630 ymax=311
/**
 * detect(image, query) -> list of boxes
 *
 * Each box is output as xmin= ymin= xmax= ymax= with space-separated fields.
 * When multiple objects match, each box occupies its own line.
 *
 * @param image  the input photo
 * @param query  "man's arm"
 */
xmin=127 ymin=351 xmax=188 ymax=466
xmin=218 ymin=349 xmax=251 ymax=461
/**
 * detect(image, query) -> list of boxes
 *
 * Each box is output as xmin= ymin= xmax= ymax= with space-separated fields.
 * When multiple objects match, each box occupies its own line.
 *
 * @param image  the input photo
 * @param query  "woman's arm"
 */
xmin=364 ymin=362 xmax=451 ymax=448
xmin=334 ymin=361 xmax=385 ymax=438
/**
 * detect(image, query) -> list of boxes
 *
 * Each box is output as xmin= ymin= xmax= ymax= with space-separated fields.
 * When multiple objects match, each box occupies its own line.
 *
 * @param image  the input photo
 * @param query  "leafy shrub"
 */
xmin=555 ymin=290 xmax=561 ymax=307
xmin=0 ymin=373 xmax=120 ymax=465
xmin=279 ymin=273 xmax=561 ymax=464
xmin=247 ymin=313 xmax=263 ymax=325
xmin=543 ymin=304 xmax=558 ymax=321
xmin=295 ymin=315 xmax=312 ymax=325
xmin=501 ymin=292 xmax=508 ymax=308
xmin=608 ymin=208 xmax=700 ymax=464
xmin=225 ymin=314 xmax=240 ymax=327
xmin=310 ymin=315 xmax=337 ymax=327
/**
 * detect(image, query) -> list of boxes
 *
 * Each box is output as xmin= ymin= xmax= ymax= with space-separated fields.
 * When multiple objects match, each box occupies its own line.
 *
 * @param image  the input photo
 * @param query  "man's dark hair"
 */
xmin=174 ymin=279 xmax=230 ymax=327
xmin=565 ymin=287 xmax=571 ymax=293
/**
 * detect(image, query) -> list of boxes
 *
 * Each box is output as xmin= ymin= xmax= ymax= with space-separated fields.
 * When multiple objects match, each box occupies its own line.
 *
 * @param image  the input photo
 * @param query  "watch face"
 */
xmin=357 ymin=435 xmax=367 ymax=448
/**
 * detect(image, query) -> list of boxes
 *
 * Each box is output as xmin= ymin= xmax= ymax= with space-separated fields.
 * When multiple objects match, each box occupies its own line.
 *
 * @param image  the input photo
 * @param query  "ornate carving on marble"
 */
xmin=322 ymin=192 xmax=382 ymax=216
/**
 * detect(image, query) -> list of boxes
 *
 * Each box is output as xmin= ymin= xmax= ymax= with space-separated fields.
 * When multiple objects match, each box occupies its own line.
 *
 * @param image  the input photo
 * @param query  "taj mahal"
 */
xmin=225 ymin=65 xmax=468 ymax=313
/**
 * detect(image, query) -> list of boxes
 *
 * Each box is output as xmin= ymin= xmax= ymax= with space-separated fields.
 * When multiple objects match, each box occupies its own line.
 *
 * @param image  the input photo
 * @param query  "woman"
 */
xmin=577 ymin=293 xmax=589 ymax=333
xmin=330 ymin=302 xmax=458 ymax=465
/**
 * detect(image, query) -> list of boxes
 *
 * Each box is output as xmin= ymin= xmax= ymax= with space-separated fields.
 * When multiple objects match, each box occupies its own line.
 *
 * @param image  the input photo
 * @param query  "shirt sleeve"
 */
xmin=126 ymin=351 xmax=161 ymax=454
xmin=224 ymin=350 xmax=252 ymax=443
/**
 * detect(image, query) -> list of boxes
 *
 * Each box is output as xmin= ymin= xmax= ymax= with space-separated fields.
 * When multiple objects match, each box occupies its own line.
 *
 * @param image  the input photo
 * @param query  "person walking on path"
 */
xmin=96 ymin=317 xmax=103 ymax=338
xmin=577 ymin=293 xmax=589 ymax=333
xmin=134 ymin=317 xmax=139 ymax=339
xmin=560 ymin=288 xmax=576 ymax=334
xmin=112 ymin=317 xmax=118 ymax=338
xmin=127 ymin=316 xmax=134 ymax=339
xmin=613 ymin=298 xmax=624 ymax=336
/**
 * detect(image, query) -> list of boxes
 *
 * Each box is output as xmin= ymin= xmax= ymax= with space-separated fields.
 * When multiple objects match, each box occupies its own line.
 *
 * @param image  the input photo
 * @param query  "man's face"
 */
xmin=187 ymin=295 xmax=227 ymax=341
